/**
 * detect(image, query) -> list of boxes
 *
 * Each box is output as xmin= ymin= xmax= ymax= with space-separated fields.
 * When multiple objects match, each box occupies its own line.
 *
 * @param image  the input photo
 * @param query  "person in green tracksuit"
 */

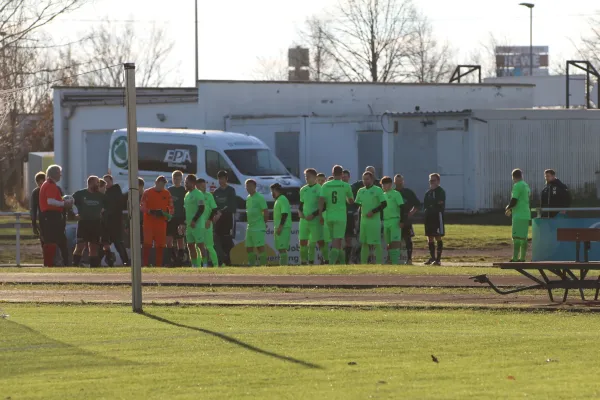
xmin=381 ymin=176 xmax=405 ymax=265
xmin=245 ymin=179 xmax=269 ymax=266
xmin=319 ymin=165 xmax=355 ymax=265
xmin=505 ymin=168 xmax=531 ymax=262
xmin=298 ymin=169 xmax=324 ymax=265
xmin=271 ymin=183 xmax=292 ymax=265
xmin=197 ymin=178 xmax=220 ymax=267
xmin=183 ymin=174 xmax=206 ymax=268
xmin=355 ymin=172 xmax=387 ymax=265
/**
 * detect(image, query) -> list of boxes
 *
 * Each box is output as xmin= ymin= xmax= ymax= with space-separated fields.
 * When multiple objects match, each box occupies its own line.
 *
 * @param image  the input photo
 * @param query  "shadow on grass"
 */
xmin=0 ymin=319 xmax=135 ymax=379
xmin=142 ymin=312 xmax=322 ymax=370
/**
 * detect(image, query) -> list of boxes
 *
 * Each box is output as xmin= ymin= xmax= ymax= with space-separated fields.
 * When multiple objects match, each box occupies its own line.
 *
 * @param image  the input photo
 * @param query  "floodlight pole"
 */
xmin=194 ymin=0 xmax=198 ymax=84
xmin=125 ymin=63 xmax=143 ymax=313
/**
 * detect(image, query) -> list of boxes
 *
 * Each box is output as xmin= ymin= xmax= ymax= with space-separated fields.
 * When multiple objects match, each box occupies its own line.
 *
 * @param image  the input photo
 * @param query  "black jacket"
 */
xmin=105 ymin=184 xmax=125 ymax=220
xmin=540 ymin=179 xmax=571 ymax=217
xmin=30 ymin=187 xmax=41 ymax=228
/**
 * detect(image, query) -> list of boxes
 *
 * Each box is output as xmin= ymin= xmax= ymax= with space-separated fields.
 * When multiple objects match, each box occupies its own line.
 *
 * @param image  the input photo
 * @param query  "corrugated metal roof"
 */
xmin=386 ymin=109 xmax=472 ymax=118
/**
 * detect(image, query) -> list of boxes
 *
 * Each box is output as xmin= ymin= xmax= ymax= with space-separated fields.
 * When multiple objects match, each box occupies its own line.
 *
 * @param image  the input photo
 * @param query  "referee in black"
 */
xmin=212 ymin=170 xmax=237 ymax=266
xmin=394 ymin=174 xmax=421 ymax=265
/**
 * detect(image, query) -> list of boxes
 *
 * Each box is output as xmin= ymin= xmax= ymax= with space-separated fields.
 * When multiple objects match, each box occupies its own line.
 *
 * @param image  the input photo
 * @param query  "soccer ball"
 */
xmin=62 ymin=195 xmax=74 ymax=202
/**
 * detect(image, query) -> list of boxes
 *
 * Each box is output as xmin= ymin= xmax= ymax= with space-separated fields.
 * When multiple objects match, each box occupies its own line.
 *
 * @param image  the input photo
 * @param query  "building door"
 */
xmin=85 ymin=130 xmax=113 ymax=181
xmin=437 ymin=130 xmax=465 ymax=210
xmin=357 ymin=130 xmax=383 ymax=178
xmin=275 ymin=131 xmax=300 ymax=176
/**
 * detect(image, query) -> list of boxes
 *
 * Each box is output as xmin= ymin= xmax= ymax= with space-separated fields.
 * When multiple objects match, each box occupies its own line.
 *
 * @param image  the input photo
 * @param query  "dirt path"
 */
xmin=2 ymin=288 xmax=599 ymax=310
xmin=0 ymin=272 xmax=528 ymax=288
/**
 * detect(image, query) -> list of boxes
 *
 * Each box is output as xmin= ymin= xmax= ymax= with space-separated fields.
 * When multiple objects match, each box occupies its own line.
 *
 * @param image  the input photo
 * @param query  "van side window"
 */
xmin=205 ymin=150 xmax=240 ymax=184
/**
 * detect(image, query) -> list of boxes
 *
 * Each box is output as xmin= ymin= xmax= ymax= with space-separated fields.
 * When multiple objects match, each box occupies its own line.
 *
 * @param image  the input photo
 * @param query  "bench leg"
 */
xmin=538 ymin=269 xmax=554 ymax=302
xmin=562 ymin=289 xmax=568 ymax=303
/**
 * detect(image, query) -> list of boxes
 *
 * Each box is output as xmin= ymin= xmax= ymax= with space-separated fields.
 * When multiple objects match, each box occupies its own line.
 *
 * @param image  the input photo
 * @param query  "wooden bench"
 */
xmin=557 ymin=228 xmax=600 ymax=262
xmin=471 ymin=262 xmax=600 ymax=302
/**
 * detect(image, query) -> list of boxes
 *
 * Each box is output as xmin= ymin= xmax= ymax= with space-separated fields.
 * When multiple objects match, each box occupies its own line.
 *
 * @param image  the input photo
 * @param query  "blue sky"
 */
xmin=46 ymin=0 xmax=600 ymax=86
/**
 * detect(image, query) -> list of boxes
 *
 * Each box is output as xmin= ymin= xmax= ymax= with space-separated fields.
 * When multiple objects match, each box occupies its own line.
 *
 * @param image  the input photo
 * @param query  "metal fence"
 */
xmin=0 ymin=212 xmax=31 ymax=266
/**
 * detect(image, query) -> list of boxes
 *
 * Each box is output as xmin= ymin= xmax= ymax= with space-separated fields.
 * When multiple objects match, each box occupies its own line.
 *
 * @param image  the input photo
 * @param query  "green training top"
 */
xmin=355 ymin=185 xmax=386 ymax=218
xmin=274 ymin=194 xmax=292 ymax=228
xmin=384 ymin=190 xmax=404 ymax=220
xmin=201 ymin=191 xmax=217 ymax=223
xmin=184 ymin=188 xmax=205 ymax=225
xmin=511 ymin=180 xmax=531 ymax=220
xmin=168 ymin=185 xmax=187 ymax=219
xmin=320 ymin=179 xmax=354 ymax=222
xmin=246 ymin=192 xmax=267 ymax=231
xmin=299 ymin=183 xmax=321 ymax=218
xmin=73 ymin=189 xmax=106 ymax=221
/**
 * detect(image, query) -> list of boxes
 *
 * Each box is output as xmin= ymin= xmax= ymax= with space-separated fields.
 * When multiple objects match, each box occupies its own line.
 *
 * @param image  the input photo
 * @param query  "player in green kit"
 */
xmin=183 ymin=174 xmax=206 ymax=268
xmin=271 ymin=183 xmax=292 ymax=265
xmin=167 ymin=170 xmax=187 ymax=265
xmin=298 ymin=169 xmax=325 ymax=265
xmin=319 ymin=165 xmax=354 ymax=264
xmin=316 ymin=173 xmax=331 ymax=263
xmin=505 ymin=169 xmax=531 ymax=262
xmin=245 ymin=179 xmax=269 ymax=266
xmin=355 ymin=172 xmax=387 ymax=264
xmin=381 ymin=176 xmax=404 ymax=265
xmin=197 ymin=179 xmax=220 ymax=267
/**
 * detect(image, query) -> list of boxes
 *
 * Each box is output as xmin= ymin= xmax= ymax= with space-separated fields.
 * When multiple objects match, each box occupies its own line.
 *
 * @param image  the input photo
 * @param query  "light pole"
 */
xmin=519 ymin=3 xmax=535 ymax=76
xmin=194 ymin=0 xmax=198 ymax=85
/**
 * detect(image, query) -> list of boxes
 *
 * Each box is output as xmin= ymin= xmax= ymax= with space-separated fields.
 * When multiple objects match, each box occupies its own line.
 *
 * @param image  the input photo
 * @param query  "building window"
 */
xmin=205 ymin=150 xmax=240 ymax=184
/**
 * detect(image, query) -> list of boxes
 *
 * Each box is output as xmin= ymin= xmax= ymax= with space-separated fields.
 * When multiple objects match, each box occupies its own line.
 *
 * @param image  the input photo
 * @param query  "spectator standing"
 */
xmin=30 ymin=171 xmax=46 ymax=249
xmin=39 ymin=165 xmax=73 ymax=267
xmin=540 ymin=169 xmax=571 ymax=218
xmin=212 ymin=170 xmax=237 ymax=266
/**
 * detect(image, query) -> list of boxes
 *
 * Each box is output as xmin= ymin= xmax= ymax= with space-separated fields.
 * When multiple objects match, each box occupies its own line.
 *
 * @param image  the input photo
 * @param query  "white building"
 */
xmin=53 ymin=81 xmax=534 ymax=195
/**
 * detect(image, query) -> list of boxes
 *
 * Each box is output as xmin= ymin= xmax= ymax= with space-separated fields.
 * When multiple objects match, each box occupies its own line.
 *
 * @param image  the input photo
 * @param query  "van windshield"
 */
xmin=225 ymin=149 xmax=289 ymax=176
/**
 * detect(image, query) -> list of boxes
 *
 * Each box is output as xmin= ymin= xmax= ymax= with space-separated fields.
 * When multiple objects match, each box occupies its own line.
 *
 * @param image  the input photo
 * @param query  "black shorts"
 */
xmin=424 ymin=212 xmax=445 ymax=237
xmin=167 ymin=217 xmax=185 ymax=238
xmin=101 ymin=218 xmax=123 ymax=244
xmin=40 ymin=211 xmax=64 ymax=245
xmin=77 ymin=220 xmax=102 ymax=244
xmin=402 ymin=222 xmax=415 ymax=240
xmin=345 ymin=213 xmax=356 ymax=237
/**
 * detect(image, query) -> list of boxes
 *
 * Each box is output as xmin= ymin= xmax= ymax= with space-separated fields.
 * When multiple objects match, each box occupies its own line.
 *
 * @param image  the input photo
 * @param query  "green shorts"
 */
xmin=384 ymin=218 xmax=402 ymax=243
xmin=325 ymin=219 xmax=346 ymax=240
xmin=512 ymin=219 xmax=530 ymax=239
xmin=275 ymin=227 xmax=291 ymax=251
xmin=246 ymin=229 xmax=266 ymax=248
xmin=185 ymin=225 xmax=204 ymax=244
xmin=360 ymin=217 xmax=381 ymax=245
xmin=299 ymin=219 xmax=323 ymax=242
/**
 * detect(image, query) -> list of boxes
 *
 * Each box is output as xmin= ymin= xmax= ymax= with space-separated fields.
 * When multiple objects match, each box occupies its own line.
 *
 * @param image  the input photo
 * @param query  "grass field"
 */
xmin=0 ymin=223 xmax=513 ymax=265
xmin=0 ymin=264 xmax=520 ymax=276
xmin=2 ymin=304 xmax=600 ymax=399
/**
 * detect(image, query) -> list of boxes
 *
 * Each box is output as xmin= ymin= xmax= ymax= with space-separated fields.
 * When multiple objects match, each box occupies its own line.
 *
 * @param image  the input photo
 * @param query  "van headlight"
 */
xmin=257 ymin=184 xmax=270 ymax=194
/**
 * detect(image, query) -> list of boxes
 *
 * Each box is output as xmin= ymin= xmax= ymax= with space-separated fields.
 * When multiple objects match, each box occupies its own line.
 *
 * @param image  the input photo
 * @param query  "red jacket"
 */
xmin=39 ymin=180 xmax=64 ymax=212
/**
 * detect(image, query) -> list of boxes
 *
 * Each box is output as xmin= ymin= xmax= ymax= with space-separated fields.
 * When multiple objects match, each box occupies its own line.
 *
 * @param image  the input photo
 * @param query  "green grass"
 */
xmin=2 ymin=305 xmax=600 ymax=399
xmin=0 ymin=264 xmax=519 ymax=276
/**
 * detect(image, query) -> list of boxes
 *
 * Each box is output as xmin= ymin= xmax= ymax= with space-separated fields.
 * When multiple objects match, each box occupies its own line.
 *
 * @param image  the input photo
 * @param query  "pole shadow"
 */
xmin=141 ymin=312 xmax=322 ymax=370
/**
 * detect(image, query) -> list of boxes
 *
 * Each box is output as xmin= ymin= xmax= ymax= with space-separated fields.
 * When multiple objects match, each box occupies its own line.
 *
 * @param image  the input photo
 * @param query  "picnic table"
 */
xmin=471 ymin=228 xmax=600 ymax=302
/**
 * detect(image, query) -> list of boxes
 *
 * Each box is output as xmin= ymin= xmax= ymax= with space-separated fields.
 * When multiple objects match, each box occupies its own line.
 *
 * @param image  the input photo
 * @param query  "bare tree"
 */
xmin=406 ymin=14 xmax=455 ymax=83
xmin=251 ymin=52 xmax=288 ymax=81
xmin=302 ymin=0 xmax=419 ymax=82
xmin=79 ymin=20 xmax=176 ymax=87
xmin=578 ymin=17 xmax=600 ymax=67
xmin=298 ymin=16 xmax=340 ymax=81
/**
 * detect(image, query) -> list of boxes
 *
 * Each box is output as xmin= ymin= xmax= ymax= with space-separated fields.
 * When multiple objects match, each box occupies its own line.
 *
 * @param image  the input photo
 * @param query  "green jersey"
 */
xmin=299 ymin=183 xmax=321 ymax=217
xmin=319 ymin=179 xmax=353 ymax=222
xmin=246 ymin=192 xmax=267 ymax=231
xmin=383 ymin=190 xmax=404 ymax=220
xmin=184 ymin=189 xmax=205 ymax=225
xmin=511 ymin=180 xmax=531 ymax=220
xmin=274 ymin=195 xmax=292 ymax=228
xmin=355 ymin=185 xmax=386 ymax=217
xmin=168 ymin=185 xmax=187 ymax=219
xmin=201 ymin=191 xmax=217 ymax=222
xmin=72 ymin=189 xmax=106 ymax=221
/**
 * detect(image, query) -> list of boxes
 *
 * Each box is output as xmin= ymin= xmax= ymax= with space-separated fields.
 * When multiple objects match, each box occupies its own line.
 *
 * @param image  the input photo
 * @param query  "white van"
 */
xmin=107 ymin=128 xmax=303 ymax=206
